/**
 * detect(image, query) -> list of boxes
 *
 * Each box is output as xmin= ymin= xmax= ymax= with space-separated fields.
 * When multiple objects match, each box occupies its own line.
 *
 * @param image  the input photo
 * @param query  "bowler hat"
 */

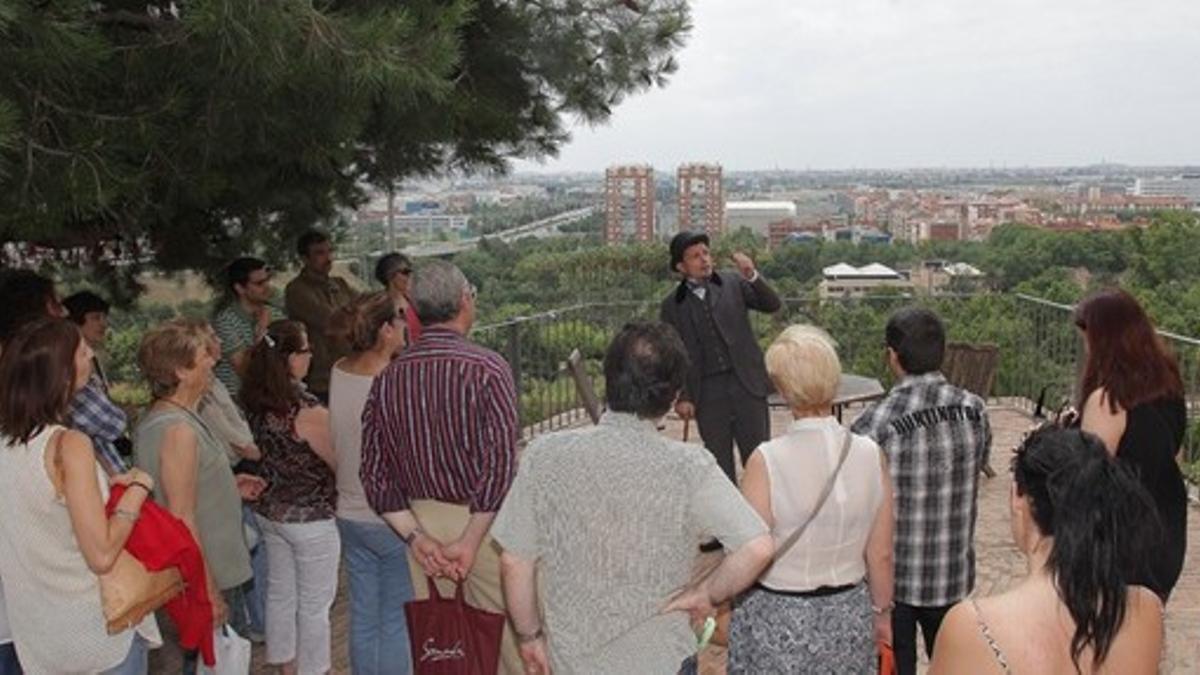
xmin=669 ymin=231 xmax=710 ymax=271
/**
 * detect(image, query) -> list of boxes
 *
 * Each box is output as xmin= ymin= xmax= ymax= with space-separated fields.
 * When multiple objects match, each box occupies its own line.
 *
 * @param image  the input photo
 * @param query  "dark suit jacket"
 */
xmin=659 ymin=270 xmax=782 ymax=404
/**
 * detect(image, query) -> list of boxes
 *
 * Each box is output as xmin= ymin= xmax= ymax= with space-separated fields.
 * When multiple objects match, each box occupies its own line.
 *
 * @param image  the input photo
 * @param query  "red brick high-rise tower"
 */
xmin=604 ymin=165 xmax=655 ymax=243
xmin=677 ymin=163 xmax=724 ymax=236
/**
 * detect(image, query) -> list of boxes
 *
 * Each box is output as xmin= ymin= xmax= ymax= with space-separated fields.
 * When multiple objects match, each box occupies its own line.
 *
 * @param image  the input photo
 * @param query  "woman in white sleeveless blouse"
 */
xmin=729 ymin=325 xmax=894 ymax=674
xmin=0 ymin=318 xmax=161 ymax=674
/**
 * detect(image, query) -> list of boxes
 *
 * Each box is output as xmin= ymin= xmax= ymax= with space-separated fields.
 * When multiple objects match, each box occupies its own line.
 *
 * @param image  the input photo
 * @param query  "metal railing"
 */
xmin=474 ymin=302 xmax=653 ymax=438
xmin=998 ymin=293 xmax=1200 ymax=462
xmin=474 ymin=293 xmax=1200 ymax=461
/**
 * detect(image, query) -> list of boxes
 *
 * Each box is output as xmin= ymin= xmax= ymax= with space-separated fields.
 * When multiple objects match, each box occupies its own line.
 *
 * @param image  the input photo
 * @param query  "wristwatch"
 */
xmin=516 ymin=627 xmax=544 ymax=644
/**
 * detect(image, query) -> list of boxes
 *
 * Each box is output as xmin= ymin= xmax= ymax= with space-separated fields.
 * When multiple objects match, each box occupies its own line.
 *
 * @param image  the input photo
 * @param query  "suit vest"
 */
xmin=683 ymin=288 xmax=733 ymax=377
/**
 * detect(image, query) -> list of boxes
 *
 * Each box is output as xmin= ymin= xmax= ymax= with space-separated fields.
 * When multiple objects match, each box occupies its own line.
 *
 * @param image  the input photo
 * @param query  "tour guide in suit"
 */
xmin=660 ymin=231 xmax=782 ymax=486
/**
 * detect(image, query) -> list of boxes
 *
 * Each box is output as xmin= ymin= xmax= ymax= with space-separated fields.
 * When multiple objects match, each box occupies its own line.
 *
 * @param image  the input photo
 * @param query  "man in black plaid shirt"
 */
xmin=851 ymin=308 xmax=991 ymax=675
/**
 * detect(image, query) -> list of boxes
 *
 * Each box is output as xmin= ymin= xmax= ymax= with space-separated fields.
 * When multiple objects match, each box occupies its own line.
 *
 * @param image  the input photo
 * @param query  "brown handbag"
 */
xmin=49 ymin=429 xmax=185 ymax=634
xmin=98 ymin=550 xmax=185 ymax=634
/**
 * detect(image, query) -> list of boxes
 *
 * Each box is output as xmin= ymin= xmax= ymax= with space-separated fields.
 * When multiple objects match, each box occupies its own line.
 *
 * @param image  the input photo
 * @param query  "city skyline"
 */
xmin=514 ymin=0 xmax=1200 ymax=173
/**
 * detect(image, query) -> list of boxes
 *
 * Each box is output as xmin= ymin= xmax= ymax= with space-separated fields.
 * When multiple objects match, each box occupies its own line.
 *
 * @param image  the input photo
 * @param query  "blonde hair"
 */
xmin=765 ymin=324 xmax=841 ymax=410
xmin=138 ymin=319 xmax=210 ymax=398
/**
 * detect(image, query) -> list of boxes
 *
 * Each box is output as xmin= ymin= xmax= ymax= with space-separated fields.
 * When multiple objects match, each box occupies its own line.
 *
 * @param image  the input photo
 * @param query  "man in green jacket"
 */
xmin=284 ymin=229 xmax=356 ymax=402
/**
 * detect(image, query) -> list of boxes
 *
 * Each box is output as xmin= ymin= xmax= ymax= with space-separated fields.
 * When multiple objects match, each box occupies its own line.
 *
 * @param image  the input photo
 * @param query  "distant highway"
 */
xmin=402 ymin=206 xmax=596 ymax=258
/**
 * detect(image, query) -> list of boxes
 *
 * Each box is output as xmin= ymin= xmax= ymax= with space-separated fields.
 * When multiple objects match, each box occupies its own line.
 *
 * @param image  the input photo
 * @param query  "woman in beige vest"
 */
xmin=0 ymin=318 xmax=161 ymax=674
xmin=133 ymin=320 xmax=254 ymax=674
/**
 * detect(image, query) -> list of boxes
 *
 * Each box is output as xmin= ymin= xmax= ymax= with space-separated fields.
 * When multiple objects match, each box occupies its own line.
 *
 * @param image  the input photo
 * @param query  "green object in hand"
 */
xmin=697 ymin=616 xmax=716 ymax=649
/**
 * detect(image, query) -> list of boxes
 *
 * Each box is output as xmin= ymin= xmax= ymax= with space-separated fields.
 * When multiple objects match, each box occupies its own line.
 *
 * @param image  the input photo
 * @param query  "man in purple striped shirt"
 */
xmin=360 ymin=259 xmax=522 ymax=674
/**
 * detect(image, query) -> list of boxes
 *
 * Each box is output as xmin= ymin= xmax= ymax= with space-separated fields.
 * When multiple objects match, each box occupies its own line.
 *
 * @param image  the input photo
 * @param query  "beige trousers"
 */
xmin=408 ymin=500 xmax=521 ymax=675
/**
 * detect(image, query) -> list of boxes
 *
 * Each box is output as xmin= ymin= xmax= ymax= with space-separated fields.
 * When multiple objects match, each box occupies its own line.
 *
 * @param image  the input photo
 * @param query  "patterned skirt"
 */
xmin=727 ymin=582 xmax=875 ymax=674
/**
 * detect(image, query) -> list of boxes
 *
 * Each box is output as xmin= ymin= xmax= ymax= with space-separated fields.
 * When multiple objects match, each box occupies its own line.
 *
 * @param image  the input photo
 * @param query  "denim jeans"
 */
xmin=101 ymin=634 xmax=148 ymax=675
xmin=337 ymin=518 xmax=414 ymax=675
xmin=242 ymin=504 xmax=268 ymax=637
xmin=223 ymin=586 xmax=250 ymax=640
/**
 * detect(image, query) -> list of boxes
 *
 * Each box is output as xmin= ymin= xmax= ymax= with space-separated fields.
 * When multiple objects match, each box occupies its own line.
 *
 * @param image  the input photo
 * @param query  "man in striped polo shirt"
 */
xmin=360 ymin=259 xmax=522 ymax=674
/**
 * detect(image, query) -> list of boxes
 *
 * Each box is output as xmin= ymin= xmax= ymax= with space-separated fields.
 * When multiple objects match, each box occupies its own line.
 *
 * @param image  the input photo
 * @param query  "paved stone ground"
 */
xmin=150 ymin=404 xmax=1200 ymax=673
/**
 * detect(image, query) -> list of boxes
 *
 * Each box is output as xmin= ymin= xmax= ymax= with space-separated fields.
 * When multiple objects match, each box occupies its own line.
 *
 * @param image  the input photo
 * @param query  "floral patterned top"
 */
xmin=249 ymin=392 xmax=336 ymax=523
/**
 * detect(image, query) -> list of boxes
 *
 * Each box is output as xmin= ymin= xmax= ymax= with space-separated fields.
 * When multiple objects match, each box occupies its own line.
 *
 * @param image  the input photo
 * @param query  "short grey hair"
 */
xmin=411 ymin=260 xmax=469 ymax=325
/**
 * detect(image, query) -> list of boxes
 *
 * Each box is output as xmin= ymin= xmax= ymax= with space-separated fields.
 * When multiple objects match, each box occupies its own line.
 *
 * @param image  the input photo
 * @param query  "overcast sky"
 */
xmin=514 ymin=0 xmax=1200 ymax=172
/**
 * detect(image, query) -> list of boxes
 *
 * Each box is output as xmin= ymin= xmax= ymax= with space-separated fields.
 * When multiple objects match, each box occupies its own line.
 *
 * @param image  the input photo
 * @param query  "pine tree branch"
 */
xmin=92 ymin=9 xmax=174 ymax=31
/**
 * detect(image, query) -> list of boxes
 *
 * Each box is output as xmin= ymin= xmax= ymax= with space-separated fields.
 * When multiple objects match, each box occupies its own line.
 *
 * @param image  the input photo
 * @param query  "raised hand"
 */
xmin=731 ymin=251 xmax=756 ymax=280
xmin=254 ymin=305 xmax=271 ymax=335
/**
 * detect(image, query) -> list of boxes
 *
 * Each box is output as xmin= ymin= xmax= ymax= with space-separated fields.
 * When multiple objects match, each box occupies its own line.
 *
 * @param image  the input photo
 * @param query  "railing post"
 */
xmin=506 ymin=321 xmax=523 ymax=405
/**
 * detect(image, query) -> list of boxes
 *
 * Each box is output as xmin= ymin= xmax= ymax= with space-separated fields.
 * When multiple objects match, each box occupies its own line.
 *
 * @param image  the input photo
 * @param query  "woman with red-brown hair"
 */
xmin=1075 ymin=288 xmax=1187 ymax=601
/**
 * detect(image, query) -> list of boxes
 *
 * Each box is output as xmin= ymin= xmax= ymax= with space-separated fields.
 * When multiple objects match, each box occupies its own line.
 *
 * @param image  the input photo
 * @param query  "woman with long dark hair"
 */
xmin=241 ymin=320 xmax=338 ymax=675
xmin=0 ymin=318 xmax=161 ymax=674
xmin=1074 ymin=288 xmax=1187 ymax=600
xmin=930 ymin=427 xmax=1163 ymax=674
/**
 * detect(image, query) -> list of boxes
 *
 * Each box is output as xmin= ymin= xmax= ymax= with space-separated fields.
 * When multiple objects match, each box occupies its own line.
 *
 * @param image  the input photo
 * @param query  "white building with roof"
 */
xmin=724 ymin=201 xmax=797 ymax=237
xmin=910 ymin=260 xmax=987 ymax=295
xmin=819 ymin=262 xmax=912 ymax=299
xmin=943 ymin=262 xmax=984 ymax=277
